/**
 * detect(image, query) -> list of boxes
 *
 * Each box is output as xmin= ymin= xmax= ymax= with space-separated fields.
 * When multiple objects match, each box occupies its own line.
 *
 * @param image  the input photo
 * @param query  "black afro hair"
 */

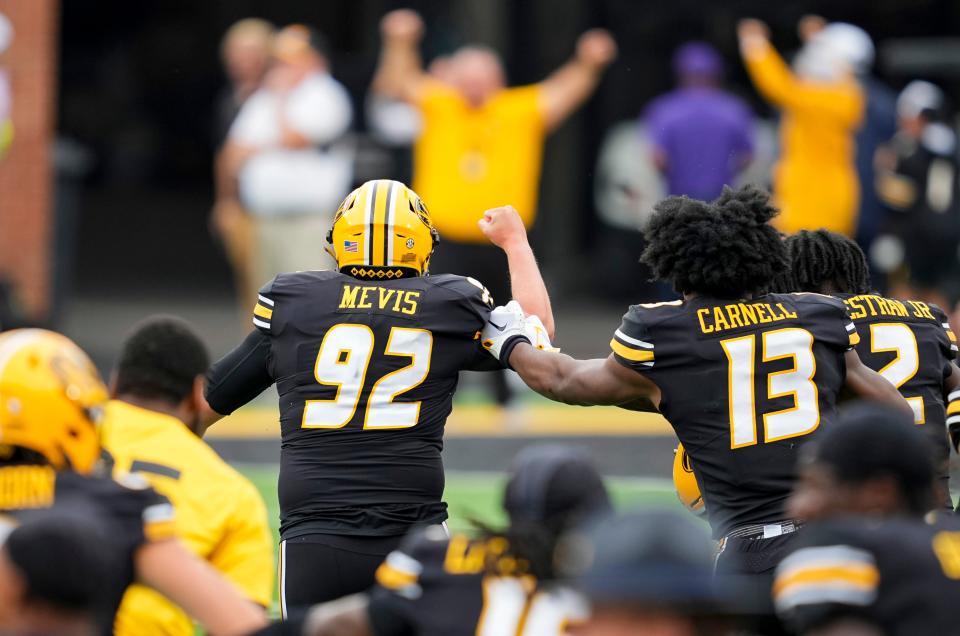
xmin=640 ymin=185 xmax=788 ymax=298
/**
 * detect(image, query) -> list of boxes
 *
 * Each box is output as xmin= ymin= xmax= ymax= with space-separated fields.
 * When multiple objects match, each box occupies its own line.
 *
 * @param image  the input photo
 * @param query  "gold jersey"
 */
xmin=101 ymin=400 xmax=273 ymax=636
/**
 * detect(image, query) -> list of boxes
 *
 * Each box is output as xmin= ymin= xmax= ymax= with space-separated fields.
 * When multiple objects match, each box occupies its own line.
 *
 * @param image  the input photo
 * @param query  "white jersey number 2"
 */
xmin=870 ymin=322 xmax=924 ymax=423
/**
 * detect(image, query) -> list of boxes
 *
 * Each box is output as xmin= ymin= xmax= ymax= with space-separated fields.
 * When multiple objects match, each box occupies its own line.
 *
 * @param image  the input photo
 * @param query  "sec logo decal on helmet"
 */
xmin=326 ymin=179 xmax=439 ymax=280
xmin=673 ymin=443 xmax=706 ymax=517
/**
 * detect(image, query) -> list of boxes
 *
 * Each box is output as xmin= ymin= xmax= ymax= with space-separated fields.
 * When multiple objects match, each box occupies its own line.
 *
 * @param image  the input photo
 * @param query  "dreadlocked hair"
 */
xmin=769 ymin=229 xmax=871 ymax=295
xmin=468 ymin=517 xmax=571 ymax=581
xmin=640 ymin=185 xmax=788 ymax=298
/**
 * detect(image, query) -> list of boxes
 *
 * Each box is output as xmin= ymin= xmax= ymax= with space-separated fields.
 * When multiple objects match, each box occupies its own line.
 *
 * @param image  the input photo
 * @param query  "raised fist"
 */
xmin=576 ymin=29 xmax=617 ymax=69
xmin=381 ymin=9 xmax=424 ymax=43
xmin=478 ymin=205 xmax=528 ymax=251
xmin=737 ymin=18 xmax=770 ymax=43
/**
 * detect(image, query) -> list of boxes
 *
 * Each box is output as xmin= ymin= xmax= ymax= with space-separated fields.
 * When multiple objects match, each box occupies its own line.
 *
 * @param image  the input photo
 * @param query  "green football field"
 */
xmin=182 ymin=465 xmax=684 ymax=628
xmin=237 ymin=463 xmax=685 ymax=550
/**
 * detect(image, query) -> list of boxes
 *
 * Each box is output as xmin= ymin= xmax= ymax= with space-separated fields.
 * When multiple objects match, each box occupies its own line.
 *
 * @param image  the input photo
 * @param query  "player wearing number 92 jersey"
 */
xmin=205 ymin=179 xmax=553 ymax=611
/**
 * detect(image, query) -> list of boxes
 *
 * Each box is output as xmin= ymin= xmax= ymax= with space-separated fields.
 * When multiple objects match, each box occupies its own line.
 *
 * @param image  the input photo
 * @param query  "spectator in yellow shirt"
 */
xmin=739 ymin=18 xmax=865 ymax=237
xmin=371 ymin=8 xmax=615 ymax=405
xmin=101 ymin=317 xmax=273 ymax=636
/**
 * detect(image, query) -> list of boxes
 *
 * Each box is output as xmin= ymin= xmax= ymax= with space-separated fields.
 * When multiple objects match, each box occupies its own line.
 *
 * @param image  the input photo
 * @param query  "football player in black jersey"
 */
xmin=770 ymin=228 xmax=960 ymax=508
xmin=204 ymin=179 xmax=554 ymax=611
xmin=0 ymin=329 xmax=267 ymax=636
xmin=483 ymin=186 xmax=910 ymax=586
xmin=776 ymin=403 xmax=960 ymax=635
xmin=247 ymin=444 xmax=609 ymax=636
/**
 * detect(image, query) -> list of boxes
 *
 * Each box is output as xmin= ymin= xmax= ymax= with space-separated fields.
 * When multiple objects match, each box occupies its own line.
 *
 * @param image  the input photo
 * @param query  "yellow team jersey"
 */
xmin=743 ymin=40 xmax=864 ymax=237
xmin=101 ymin=400 xmax=273 ymax=636
xmin=413 ymin=82 xmax=546 ymax=243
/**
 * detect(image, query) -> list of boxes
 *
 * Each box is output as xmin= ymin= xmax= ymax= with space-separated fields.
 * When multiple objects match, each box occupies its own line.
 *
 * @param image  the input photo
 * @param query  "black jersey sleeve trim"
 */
xmin=205 ymin=329 xmax=274 ymax=416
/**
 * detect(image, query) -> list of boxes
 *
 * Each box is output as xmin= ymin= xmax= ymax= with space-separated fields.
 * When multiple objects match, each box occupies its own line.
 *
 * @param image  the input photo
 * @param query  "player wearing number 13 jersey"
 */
xmin=486 ymin=186 xmax=910 ymax=586
xmin=205 ymin=179 xmax=553 ymax=611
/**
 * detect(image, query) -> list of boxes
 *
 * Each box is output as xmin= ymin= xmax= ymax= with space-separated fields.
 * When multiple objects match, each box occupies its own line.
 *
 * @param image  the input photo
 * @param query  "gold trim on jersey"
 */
xmin=0 ymin=465 xmax=55 ymax=510
xmin=375 ymin=563 xmax=418 ymax=590
xmin=253 ymin=303 xmax=273 ymax=320
xmin=774 ymin=563 xmax=879 ymax=599
xmin=609 ymin=339 xmax=654 ymax=362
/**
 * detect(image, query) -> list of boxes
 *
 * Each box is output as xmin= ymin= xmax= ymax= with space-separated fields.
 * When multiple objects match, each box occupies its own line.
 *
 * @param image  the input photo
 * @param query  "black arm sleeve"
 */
xmin=205 ymin=330 xmax=274 ymax=416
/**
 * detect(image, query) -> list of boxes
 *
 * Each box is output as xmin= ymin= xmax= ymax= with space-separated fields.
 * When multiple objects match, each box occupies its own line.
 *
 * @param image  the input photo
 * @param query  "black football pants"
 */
xmin=715 ymin=531 xmax=798 ymax=636
xmin=279 ymin=533 xmax=403 ymax=617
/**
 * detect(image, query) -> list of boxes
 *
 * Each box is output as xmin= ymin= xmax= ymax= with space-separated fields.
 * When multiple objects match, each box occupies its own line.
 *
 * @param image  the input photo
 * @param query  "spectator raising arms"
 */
xmin=738 ymin=18 xmax=865 ymax=237
xmin=372 ymin=8 xmax=615 ymax=406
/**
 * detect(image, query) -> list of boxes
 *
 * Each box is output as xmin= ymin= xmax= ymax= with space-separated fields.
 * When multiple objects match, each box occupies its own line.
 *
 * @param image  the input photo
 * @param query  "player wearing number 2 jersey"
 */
xmin=483 ymin=186 xmax=909 ymax=589
xmin=205 ymin=179 xmax=554 ymax=612
xmin=770 ymin=229 xmax=960 ymax=508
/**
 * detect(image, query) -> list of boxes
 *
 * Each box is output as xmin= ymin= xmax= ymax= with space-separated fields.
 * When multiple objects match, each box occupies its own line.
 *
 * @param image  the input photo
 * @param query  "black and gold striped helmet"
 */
xmin=326 ymin=179 xmax=439 ymax=280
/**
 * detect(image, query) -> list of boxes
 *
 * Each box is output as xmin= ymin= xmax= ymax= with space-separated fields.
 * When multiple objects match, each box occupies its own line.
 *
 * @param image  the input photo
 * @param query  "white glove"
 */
xmin=524 ymin=314 xmax=557 ymax=352
xmin=482 ymin=301 xmax=557 ymax=364
xmin=482 ymin=301 xmax=528 ymax=361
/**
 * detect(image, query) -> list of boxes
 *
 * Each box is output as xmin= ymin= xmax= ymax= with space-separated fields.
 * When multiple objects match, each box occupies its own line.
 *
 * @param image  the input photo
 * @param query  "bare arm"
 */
xmin=371 ymin=9 xmax=429 ymax=103
xmin=135 ymin=539 xmax=266 ymax=636
xmin=478 ymin=206 xmax=554 ymax=337
xmin=302 ymin=595 xmax=375 ymax=636
xmin=539 ymin=29 xmax=617 ymax=132
xmin=508 ymin=344 xmax=660 ymax=407
xmin=738 ymin=19 xmax=862 ymax=123
xmin=843 ymin=349 xmax=913 ymax=417
xmin=945 ymin=362 xmax=960 ymax=394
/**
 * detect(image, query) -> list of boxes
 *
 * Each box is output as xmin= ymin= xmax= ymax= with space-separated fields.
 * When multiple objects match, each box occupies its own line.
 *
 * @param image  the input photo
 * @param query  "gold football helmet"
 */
xmin=673 ymin=443 xmax=706 ymax=517
xmin=0 ymin=329 xmax=107 ymax=474
xmin=326 ymin=179 xmax=439 ymax=280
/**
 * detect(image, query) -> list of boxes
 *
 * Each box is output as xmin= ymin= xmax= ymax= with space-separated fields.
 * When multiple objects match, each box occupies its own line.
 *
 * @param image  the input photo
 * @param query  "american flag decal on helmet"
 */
xmin=344 ymin=240 xmax=359 ymax=253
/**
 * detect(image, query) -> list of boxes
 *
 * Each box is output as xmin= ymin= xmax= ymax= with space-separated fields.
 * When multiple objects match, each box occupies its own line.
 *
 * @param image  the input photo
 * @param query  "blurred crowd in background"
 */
xmin=204 ymin=9 xmax=960 ymax=321
xmin=1 ymin=2 xmax=960 ymax=329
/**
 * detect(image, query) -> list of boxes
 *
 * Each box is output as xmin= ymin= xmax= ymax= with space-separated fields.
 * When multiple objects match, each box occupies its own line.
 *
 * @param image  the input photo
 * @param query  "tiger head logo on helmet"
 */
xmin=673 ymin=443 xmax=706 ymax=518
xmin=326 ymin=179 xmax=440 ymax=281
xmin=0 ymin=329 xmax=108 ymax=474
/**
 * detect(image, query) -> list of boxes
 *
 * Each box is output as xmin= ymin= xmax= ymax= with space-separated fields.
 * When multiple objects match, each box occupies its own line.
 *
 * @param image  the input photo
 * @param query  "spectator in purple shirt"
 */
xmin=643 ymin=42 xmax=755 ymax=200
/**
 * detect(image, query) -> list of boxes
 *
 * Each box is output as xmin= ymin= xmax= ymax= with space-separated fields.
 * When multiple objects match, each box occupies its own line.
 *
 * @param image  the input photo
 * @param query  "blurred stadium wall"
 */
xmin=0 ymin=0 xmax=57 ymax=318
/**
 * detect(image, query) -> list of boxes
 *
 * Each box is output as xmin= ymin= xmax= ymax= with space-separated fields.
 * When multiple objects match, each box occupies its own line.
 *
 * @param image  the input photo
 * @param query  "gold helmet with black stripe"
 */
xmin=673 ymin=443 xmax=706 ymax=518
xmin=0 ymin=329 xmax=107 ymax=474
xmin=326 ymin=179 xmax=439 ymax=280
